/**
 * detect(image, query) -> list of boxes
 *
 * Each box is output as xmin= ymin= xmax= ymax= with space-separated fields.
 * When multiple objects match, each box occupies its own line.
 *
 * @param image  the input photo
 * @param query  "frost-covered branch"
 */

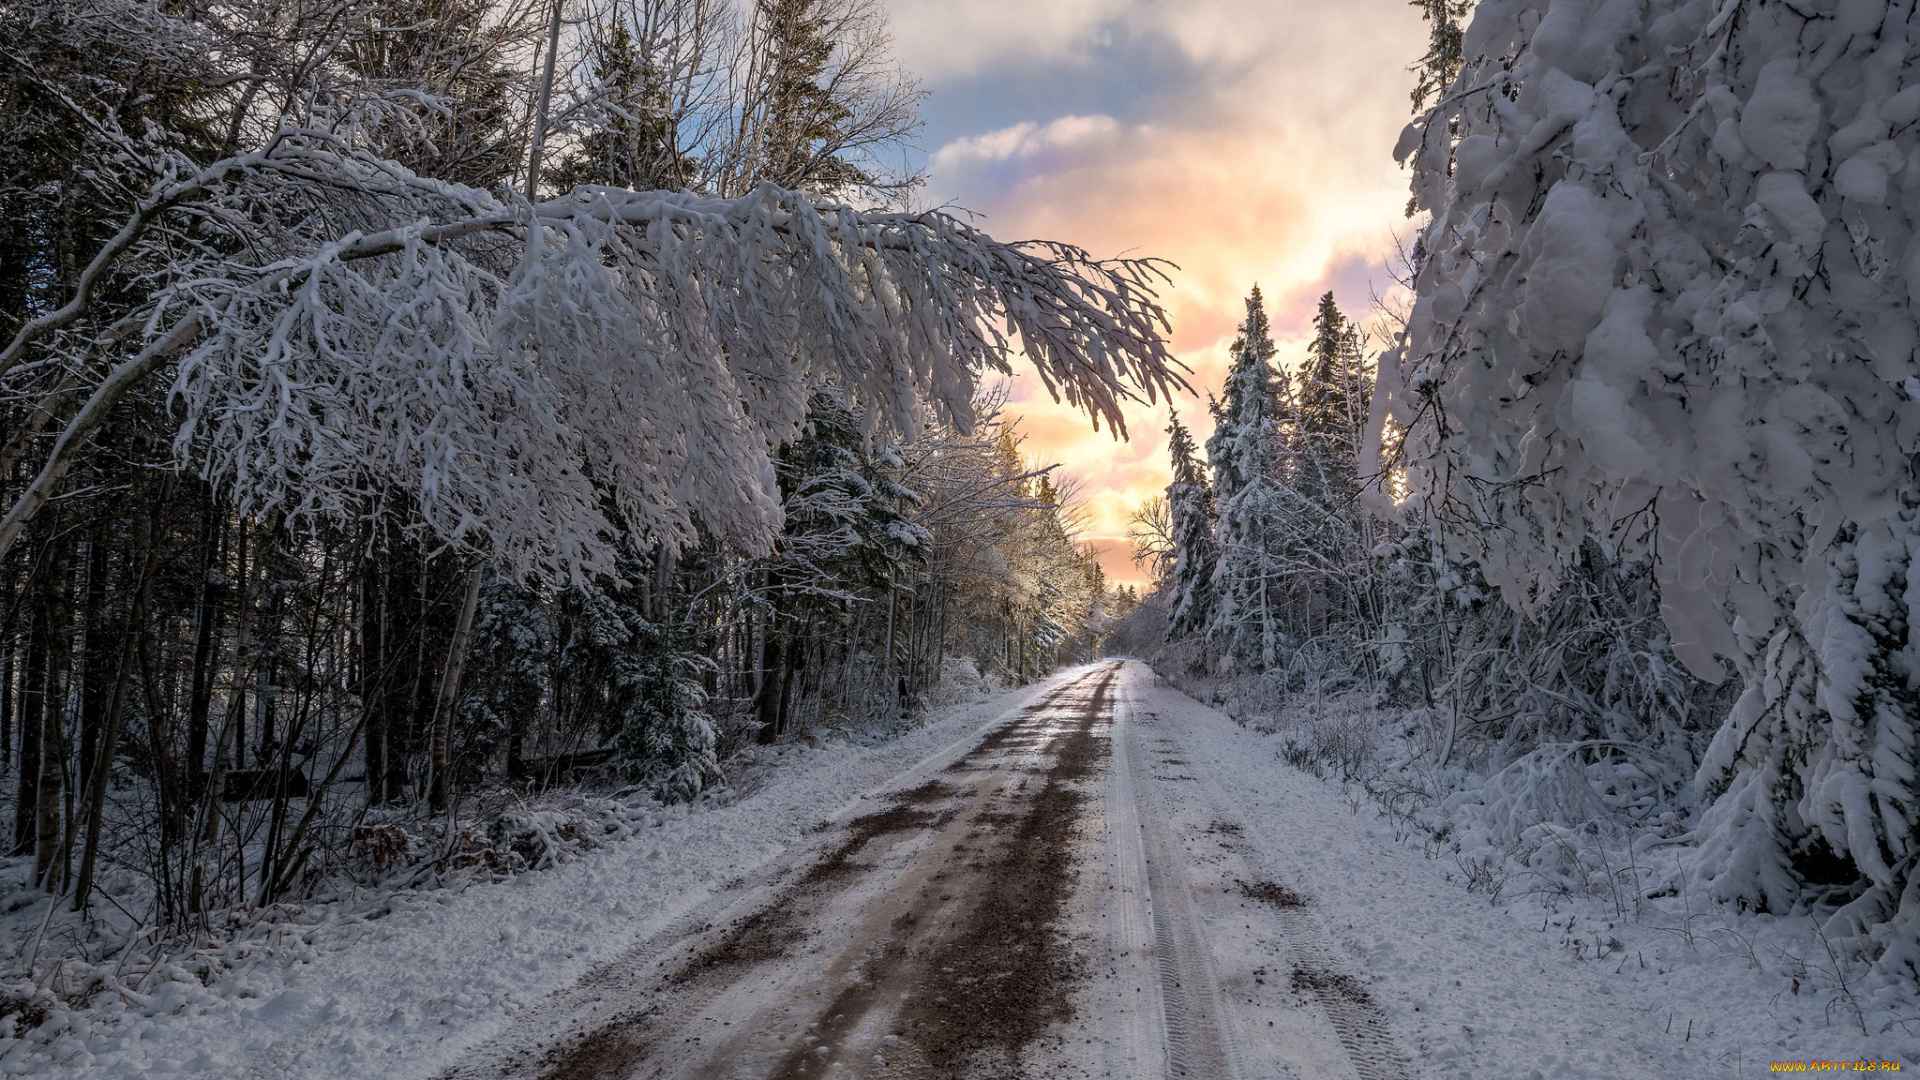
xmin=1 ymin=134 xmax=1180 ymax=585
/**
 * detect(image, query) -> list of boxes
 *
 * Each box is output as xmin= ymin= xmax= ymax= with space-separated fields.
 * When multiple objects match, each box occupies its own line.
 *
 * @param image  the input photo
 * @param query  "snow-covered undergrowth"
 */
xmin=1176 ymin=670 xmax=1920 ymax=1052
xmin=0 ymin=662 xmax=1030 ymax=1078
xmin=1141 ymin=672 xmax=1916 ymax=1075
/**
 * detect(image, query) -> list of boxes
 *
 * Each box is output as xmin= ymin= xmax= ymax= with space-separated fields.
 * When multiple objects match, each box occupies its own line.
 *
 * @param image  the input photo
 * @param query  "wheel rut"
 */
xmin=1119 ymin=672 xmax=1413 ymax=1080
xmin=447 ymin=664 xmax=1121 ymax=1080
xmin=1111 ymin=687 xmax=1243 ymax=1080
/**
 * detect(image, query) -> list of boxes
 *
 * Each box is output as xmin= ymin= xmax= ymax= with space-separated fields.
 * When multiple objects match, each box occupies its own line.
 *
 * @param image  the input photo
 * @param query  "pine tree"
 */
xmin=459 ymin=576 xmax=553 ymax=781
xmin=746 ymin=0 xmax=871 ymax=195
xmin=342 ymin=0 xmax=536 ymax=189
xmin=1163 ymin=414 xmax=1216 ymax=641
xmin=552 ymin=15 xmax=697 ymax=193
xmin=1205 ymin=288 xmax=1293 ymax=671
xmin=1298 ymin=295 xmax=1369 ymax=439
xmin=755 ymin=386 xmax=928 ymax=738
xmin=1296 ymin=293 xmax=1373 ymax=501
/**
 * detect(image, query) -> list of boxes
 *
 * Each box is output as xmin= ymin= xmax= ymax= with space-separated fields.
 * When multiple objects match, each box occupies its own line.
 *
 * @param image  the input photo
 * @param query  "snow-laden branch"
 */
xmin=2 ymin=134 xmax=1181 ymax=582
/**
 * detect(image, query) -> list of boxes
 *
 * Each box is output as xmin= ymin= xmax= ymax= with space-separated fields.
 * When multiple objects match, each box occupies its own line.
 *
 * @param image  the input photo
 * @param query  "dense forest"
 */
xmin=0 ymin=0 xmax=1166 ymax=937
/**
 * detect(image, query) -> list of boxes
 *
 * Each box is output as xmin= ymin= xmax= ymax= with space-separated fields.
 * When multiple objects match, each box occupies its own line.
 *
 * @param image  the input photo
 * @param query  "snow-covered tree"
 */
xmin=1384 ymin=0 xmax=1920 ymax=972
xmin=1299 ymin=296 xmax=1372 ymax=442
xmin=1163 ymin=414 xmax=1218 ymax=640
xmin=0 ymin=141 xmax=1179 ymax=582
xmin=1297 ymin=293 xmax=1374 ymax=501
xmin=552 ymin=8 xmax=704 ymax=193
xmin=1206 ymin=288 xmax=1294 ymax=670
xmin=1408 ymin=0 xmax=1476 ymax=113
xmin=459 ymin=576 xmax=555 ymax=781
xmin=753 ymin=385 xmax=928 ymax=739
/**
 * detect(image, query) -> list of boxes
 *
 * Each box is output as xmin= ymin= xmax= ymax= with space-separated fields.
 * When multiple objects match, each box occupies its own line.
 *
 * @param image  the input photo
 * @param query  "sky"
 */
xmin=885 ymin=0 xmax=1428 ymax=589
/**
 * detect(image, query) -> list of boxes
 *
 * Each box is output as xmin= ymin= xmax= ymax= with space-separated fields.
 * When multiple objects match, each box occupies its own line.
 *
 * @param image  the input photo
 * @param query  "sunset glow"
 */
xmin=892 ymin=0 xmax=1426 ymax=587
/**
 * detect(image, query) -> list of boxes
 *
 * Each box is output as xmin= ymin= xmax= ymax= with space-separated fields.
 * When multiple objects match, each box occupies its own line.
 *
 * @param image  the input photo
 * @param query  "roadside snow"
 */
xmin=2 ymin=667 xmax=1088 ymax=1079
xmin=1134 ymin=665 xmax=1919 ymax=1077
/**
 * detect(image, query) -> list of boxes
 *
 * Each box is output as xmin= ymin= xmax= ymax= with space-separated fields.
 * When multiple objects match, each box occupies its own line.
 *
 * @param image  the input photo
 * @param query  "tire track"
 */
xmin=1116 ymin=693 xmax=1243 ymax=1080
xmin=1243 ymin=893 xmax=1411 ymax=1080
xmin=1126 ymin=667 xmax=1413 ymax=1080
xmin=447 ymin=664 xmax=1119 ymax=1080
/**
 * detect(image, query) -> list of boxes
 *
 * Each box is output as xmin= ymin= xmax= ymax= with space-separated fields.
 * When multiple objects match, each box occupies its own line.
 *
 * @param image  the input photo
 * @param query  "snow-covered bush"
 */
xmin=611 ymin=626 xmax=721 ymax=804
xmin=1409 ymin=536 xmax=1729 ymax=772
xmin=925 ymin=657 xmax=1001 ymax=707
xmin=1480 ymin=740 xmax=1692 ymax=842
xmin=1386 ymin=0 xmax=1920 ymax=972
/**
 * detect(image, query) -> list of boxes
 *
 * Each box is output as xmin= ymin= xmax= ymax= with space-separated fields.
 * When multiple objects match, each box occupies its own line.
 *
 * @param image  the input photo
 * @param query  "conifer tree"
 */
xmin=1407 ymin=0 xmax=1472 ymax=113
xmin=756 ymin=385 xmax=927 ymax=740
xmin=341 ymin=0 xmax=538 ymax=189
xmin=1163 ymin=414 xmax=1216 ymax=641
xmin=552 ymin=16 xmax=698 ymax=193
xmin=755 ymin=0 xmax=853 ymax=189
xmin=1296 ymin=293 xmax=1373 ymax=500
xmin=1206 ymin=288 xmax=1293 ymax=671
xmin=1298 ymin=295 xmax=1369 ymax=439
xmin=732 ymin=0 xmax=919 ymax=197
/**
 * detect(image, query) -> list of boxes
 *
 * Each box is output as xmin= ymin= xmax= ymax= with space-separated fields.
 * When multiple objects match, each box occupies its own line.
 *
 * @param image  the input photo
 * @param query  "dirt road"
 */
xmin=446 ymin=661 xmax=1409 ymax=1080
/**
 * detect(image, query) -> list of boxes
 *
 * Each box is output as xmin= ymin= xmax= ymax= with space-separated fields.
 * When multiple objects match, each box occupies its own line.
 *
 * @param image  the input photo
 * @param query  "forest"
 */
xmin=3 ymin=0 xmax=1920 ymax=1065
xmin=0 ymin=0 xmax=1168 ymax=944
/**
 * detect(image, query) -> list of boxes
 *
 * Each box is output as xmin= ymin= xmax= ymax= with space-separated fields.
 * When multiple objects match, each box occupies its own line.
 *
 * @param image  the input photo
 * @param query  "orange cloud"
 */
xmin=901 ymin=0 xmax=1427 ymax=587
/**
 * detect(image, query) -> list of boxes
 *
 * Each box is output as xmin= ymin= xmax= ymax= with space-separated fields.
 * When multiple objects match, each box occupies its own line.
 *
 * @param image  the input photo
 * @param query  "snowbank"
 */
xmin=1152 ymin=673 xmax=1919 ymax=1074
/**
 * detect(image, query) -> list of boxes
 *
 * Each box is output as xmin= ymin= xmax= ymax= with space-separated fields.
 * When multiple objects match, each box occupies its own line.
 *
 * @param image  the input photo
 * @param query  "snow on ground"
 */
xmin=1134 ymin=665 xmax=1919 ymax=1077
xmin=0 ymin=667 xmax=1091 ymax=1079
xmin=11 ymin=660 xmax=1913 ymax=1079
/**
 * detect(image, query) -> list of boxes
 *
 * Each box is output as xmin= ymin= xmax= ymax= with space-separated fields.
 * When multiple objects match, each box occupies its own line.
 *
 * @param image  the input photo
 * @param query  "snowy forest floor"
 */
xmin=6 ymin=662 xmax=1916 ymax=1078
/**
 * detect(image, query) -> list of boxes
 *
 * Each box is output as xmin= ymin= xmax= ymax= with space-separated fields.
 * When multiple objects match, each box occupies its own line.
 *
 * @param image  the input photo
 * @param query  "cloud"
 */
xmin=892 ymin=0 xmax=1429 ymax=586
xmin=887 ymin=0 xmax=1130 ymax=82
xmin=931 ymin=114 xmax=1124 ymax=169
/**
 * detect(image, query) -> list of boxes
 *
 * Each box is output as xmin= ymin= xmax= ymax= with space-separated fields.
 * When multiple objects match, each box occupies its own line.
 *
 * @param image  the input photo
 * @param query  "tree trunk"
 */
xmin=399 ymin=553 xmax=441 ymax=803
xmin=429 ymin=565 xmax=484 ymax=814
xmin=193 ymin=519 xmax=255 ymax=912
xmin=755 ymin=616 xmax=783 ymax=744
xmin=776 ymin=624 xmax=801 ymax=735
xmin=12 ymin=573 xmax=48 ymax=856
xmin=932 ymin=585 xmax=948 ymax=692
xmin=0 ymin=631 xmax=12 ymax=771
xmin=74 ymin=480 xmax=170 ymax=910
xmin=34 ymin=540 xmax=72 ymax=891
xmin=358 ymin=554 xmax=388 ymax=804
xmin=653 ymin=544 xmax=674 ymax=622
xmin=883 ymin=567 xmax=897 ymax=683
xmin=76 ymin=528 xmax=109 ymax=802
xmin=506 ymin=705 xmax=527 ymax=781
xmin=183 ymin=501 xmax=222 ymax=806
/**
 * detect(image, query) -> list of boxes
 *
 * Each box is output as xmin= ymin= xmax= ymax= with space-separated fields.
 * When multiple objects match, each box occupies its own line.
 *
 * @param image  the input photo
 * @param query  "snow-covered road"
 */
xmin=59 ymin=660 xmax=1860 ymax=1078
xmin=445 ymin=660 xmax=1425 ymax=1079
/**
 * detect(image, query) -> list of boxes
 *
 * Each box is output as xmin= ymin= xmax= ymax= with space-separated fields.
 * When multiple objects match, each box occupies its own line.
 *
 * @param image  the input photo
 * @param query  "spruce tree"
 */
xmin=1205 ymin=288 xmax=1293 ymax=671
xmin=552 ymin=18 xmax=697 ymax=193
xmin=750 ymin=0 xmax=871 ymax=195
xmin=1163 ymin=414 xmax=1217 ymax=641
xmin=1298 ymin=294 xmax=1368 ymax=438
xmin=1296 ymin=292 xmax=1373 ymax=500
